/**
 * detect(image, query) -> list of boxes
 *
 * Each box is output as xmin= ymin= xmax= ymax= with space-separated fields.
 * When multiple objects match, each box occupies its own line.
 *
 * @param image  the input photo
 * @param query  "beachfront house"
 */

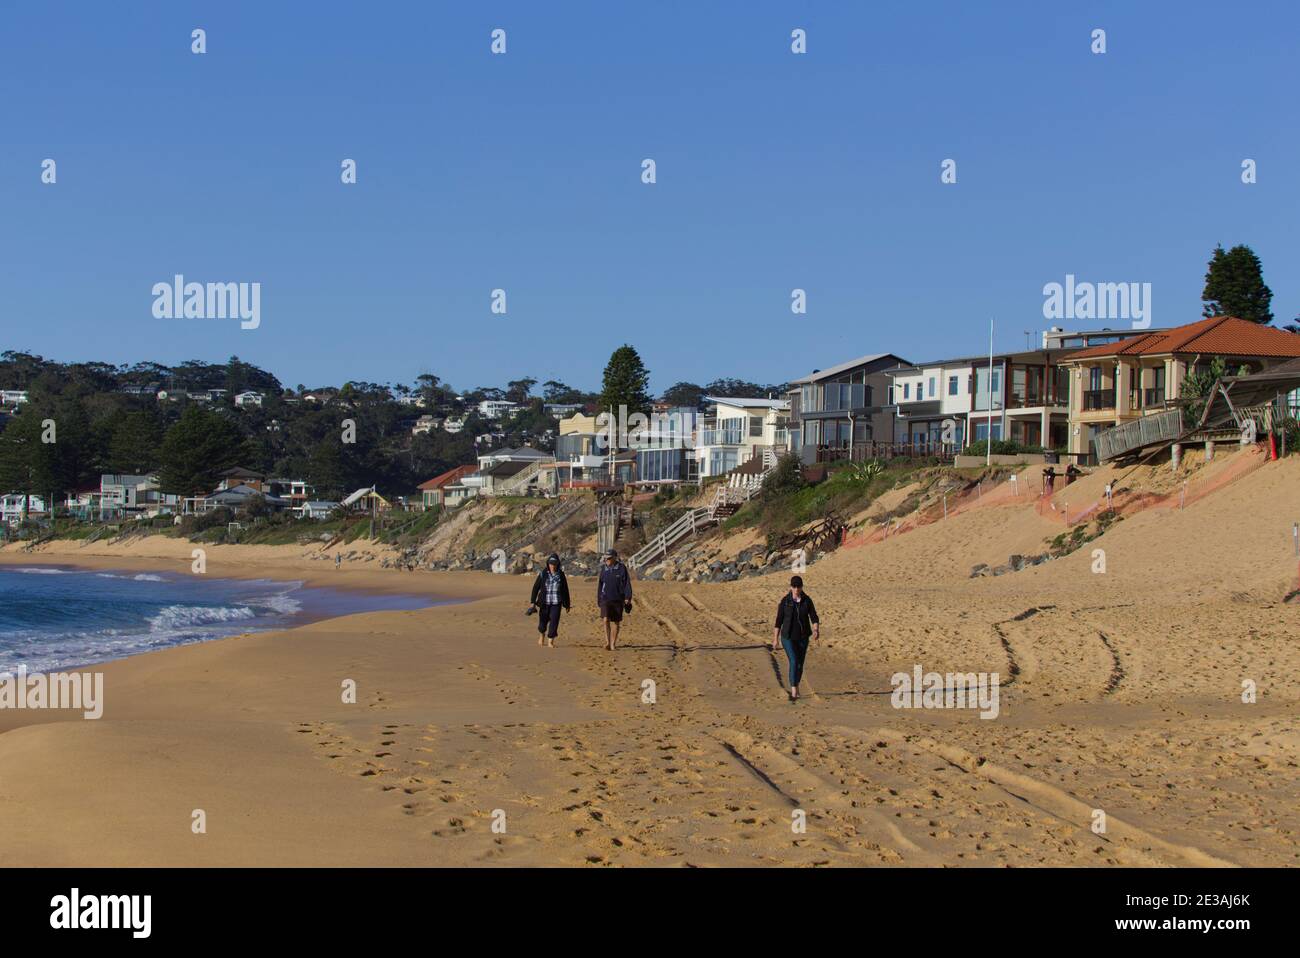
xmin=418 ymin=464 xmax=479 ymax=509
xmin=0 ymin=390 xmax=29 ymax=406
xmin=692 ymin=397 xmax=790 ymax=479
xmin=267 ymin=478 xmax=311 ymax=507
xmin=888 ymin=360 xmax=973 ymax=452
xmin=341 ymin=486 xmax=392 ymax=515
xmin=442 ymin=416 xmax=466 ymax=434
xmin=962 ymin=348 xmax=1073 ymax=451
xmin=1059 ymin=316 xmax=1300 ymax=463
xmin=234 ymin=391 xmax=264 ymax=408
xmin=215 ymin=468 xmax=267 ymax=493
xmin=204 ymin=483 xmax=290 ymax=513
xmin=554 ymin=412 xmax=608 ymax=487
xmin=629 ymin=405 xmax=699 ymax=485
xmin=99 ymin=473 xmax=180 ymax=518
xmin=61 ymin=488 xmax=104 ymax=520
xmin=1 ymin=493 xmax=47 ymax=525
xmin=787 ymin=353 xmax=910 ymax=463
xmin=297 ymin=500 xmax=339 ymax=520
xmin=474 ymin=447 xmax=552 ymax=496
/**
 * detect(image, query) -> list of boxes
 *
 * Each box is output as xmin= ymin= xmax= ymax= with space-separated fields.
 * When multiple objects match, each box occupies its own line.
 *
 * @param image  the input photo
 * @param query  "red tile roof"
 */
xmin=1063 ymin=316 xmax=1300 ymax=360
xmin=418 ymin=464 xmax=477 ymax=491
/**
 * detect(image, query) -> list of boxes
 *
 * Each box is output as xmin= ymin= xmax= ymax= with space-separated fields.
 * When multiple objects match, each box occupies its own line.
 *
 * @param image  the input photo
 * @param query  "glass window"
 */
xmin=973 ymin=366 xmax=1004 ymax=411
xmin=948 ymin=376 xmax=958 ymax=396
xmin=903 ymin=383 xmax=910 ymax=399
xmin=928 ymin=377 xmax=936 ymax=398
xmin=749 ymin=416 xmax=763 ymax=438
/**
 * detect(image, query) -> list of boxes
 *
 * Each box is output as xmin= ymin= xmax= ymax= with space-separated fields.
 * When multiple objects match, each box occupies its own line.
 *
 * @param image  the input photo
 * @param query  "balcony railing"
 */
xmin=1082 ymin=389 xmax=1115 ymax=411
xmin=1008 ymin=392 xmax=1066 ymax=409
xmin=815 ymin=440 xmax=956 ymax=463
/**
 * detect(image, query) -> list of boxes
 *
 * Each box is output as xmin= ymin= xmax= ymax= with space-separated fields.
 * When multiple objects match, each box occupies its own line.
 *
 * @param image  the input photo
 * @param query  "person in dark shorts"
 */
xmin=771 ymin=575 xmax=819 ymax=702
xmin=596 ymin=549 xmax=633 ymax=651
xmin=529 ymin=553 xmax=571 ymax=648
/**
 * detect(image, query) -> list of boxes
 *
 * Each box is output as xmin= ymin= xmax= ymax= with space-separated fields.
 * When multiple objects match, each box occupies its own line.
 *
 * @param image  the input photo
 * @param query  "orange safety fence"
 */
xmin=1046 ymin=443 xmax=1270 ymax=527
xmin=841 ymin=472 xmax=1031 ymax=548
xmin=840 ymin=443 xmax=1273 ymax=550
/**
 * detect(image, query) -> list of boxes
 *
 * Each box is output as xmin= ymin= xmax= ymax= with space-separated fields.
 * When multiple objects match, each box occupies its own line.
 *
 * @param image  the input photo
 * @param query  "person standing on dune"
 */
xmin=596 ymin=549 xmax=633 ymax=651
xmin=529 ymin=553 xmax=571 ymax=648
xmin=772 ymin=575 xmax=819 ymax=702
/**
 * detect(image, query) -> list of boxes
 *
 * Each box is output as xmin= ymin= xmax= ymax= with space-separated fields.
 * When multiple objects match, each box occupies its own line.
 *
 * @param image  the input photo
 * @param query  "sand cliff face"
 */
xmin=0 ymin=448 xmax=1296 ymax=866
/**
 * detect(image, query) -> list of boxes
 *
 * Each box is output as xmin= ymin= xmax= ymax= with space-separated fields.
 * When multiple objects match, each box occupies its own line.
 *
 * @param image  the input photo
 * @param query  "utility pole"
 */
xmin=987 ymin=318 xmax=994 ymax=467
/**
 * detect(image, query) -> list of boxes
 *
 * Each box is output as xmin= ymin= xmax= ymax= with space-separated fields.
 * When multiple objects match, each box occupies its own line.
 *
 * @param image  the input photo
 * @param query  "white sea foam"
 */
xmin=13 ymin=567 xmax=67 ymax=574
xmin=247 ymin=589 xmax=303 ymax=616
xmin=147 ymin=604 xmax=256 ymax=634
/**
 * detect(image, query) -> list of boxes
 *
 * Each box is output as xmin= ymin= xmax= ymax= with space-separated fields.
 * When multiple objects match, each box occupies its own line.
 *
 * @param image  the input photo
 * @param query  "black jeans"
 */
xmin=537 ymin=603 xmax=562 ymax=638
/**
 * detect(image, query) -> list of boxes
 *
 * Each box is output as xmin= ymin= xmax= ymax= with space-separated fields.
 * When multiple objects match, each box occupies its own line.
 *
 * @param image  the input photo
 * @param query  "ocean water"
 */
xmin=0 ymin=565 xmax=434 ymax=673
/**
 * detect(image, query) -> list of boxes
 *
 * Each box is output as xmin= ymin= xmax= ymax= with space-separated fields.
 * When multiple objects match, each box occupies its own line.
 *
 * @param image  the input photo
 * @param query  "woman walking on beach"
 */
xmin=529 ymin=553 xmax=571 ymax=648
xmin=772 ymin=575 xmax=819 ymax=702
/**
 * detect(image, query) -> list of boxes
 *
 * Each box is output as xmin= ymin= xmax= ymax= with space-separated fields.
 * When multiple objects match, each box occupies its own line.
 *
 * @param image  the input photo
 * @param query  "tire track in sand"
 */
xmin=832 ymin=725 xmax=1237 ymax=867
xmin=679 ymin=592 xmax=821 ymax=702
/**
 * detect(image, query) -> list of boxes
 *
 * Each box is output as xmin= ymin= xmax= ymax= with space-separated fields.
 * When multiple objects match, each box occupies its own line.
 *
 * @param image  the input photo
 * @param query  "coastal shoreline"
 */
xmin=0 ymin=450 xmax=1297 ymax=867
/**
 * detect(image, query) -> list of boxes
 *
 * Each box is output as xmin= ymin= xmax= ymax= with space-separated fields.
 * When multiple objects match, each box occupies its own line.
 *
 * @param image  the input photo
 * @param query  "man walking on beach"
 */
xmin=596 ymin=549 xmax=633 ymax=651
xmin=772 ymin=575 xmax=819 ymax=702
xmin=529 ymin=553 xmax=571 ymax=648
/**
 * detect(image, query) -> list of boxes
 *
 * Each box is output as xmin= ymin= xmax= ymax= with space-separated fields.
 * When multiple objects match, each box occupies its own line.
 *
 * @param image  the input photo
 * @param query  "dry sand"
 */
xmin=1 ymin=450 xmax=1297 ymax=866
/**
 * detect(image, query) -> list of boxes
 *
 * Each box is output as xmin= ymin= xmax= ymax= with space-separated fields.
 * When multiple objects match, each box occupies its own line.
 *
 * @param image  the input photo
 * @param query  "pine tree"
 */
xmin=157 ymin=406 xmax=250 ymax=495
xmin=1202 ymin=244 xmax=1274 ymax=324
xmin=598 ymin=345 xmax=651 ymax=418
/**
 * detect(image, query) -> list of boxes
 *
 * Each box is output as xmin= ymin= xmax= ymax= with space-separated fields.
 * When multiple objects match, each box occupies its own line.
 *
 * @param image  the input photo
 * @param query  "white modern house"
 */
xmin=692 ymin=397 xmax=790 ymax=479
xmin=442 ymin=417 xmax=466 ymax=434
xmin=888 ymin=361 xmax=974 ymax=449
xmin=477 ymin=399 xmax=519 ymax=420
xmin=234 ymin=391 xmax=264 ymax=408
xmin=99 ymin=473 xmax=172 ymax=517
xmin=1 ymin=390 xmax=30 ymax=406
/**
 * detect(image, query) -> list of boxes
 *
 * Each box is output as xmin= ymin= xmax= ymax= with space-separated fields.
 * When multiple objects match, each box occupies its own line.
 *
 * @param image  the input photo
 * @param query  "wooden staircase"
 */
xmin=628 ymin=461 xmax=775 ymax=570
xmin=491 ymin=458 xmax=548 ymax=497
xmin=504 ymin=496 xmax=584 ymax=554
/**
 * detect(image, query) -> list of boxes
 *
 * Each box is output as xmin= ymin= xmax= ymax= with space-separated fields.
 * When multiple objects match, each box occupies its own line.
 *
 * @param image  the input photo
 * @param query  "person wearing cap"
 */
xmin=596 ymin=549 xmax=633 ymax=651
xmin=529 ymin=553 xmax=571 ymax=648
xmin=772 ymin=575 xmax=819 ymax=702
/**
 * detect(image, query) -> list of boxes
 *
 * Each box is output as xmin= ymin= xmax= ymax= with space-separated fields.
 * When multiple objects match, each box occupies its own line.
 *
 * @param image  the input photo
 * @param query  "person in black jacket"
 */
xmin=529 ymin=553 xmax=571 ymax=648
xmin=596 ymin=549 xmax=633 ymax=651
xmin=771 ymin=575 xmax=819 ymax=702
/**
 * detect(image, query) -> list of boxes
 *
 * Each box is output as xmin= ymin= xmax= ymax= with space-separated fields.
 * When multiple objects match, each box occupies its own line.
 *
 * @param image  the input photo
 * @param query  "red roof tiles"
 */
xmin=418 ymin=464 xmax=477 ymax=491
xmin=1064 ymin=316 xmax=1300 ymax=360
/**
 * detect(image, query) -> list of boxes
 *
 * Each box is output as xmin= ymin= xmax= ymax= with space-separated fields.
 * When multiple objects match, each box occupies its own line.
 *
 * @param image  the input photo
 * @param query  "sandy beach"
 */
xmin=1 ymin=452 xmax=1297 ymax=867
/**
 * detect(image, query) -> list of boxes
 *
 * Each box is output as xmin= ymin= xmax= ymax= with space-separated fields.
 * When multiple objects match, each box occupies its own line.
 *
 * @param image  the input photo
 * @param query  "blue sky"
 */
xmin=2 ymin=1 xmax=1296 ymax=395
